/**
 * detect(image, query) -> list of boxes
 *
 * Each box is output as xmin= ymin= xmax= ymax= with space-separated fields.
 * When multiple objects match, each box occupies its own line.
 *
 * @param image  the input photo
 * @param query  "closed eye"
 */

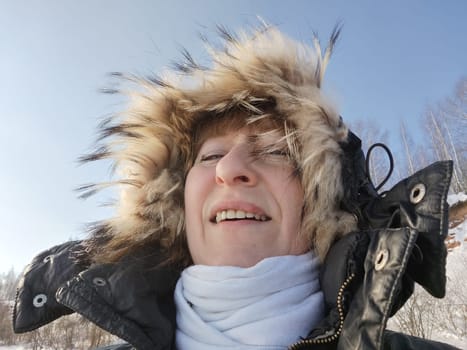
xmin=268 ymin=149 xmax=288 ymax=156
xmin=199 ymin=154 xmax=224 ymax=163
xmin=251 ymin=147 xmax=289 ymax=159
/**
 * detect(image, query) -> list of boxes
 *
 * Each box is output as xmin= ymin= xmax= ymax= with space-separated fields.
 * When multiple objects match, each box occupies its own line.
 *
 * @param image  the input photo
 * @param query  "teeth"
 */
xmin=215 ymin=210 xmax=268 ymax=223
xmin=236 ymin=210 xmax=246 ymax=219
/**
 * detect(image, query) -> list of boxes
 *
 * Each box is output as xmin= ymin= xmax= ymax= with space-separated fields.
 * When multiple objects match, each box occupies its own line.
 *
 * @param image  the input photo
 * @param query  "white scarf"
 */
xmin=174 ymin=252 xmax=324 ymax=350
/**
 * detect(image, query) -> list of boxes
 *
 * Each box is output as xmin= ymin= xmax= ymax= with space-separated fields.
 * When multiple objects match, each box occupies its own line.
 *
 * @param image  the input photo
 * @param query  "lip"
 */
xmin=209 ymin=200 xmax=270 ymax=223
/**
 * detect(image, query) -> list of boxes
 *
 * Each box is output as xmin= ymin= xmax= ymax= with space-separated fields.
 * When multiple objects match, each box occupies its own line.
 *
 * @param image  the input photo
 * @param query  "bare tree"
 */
xmin=349 ymin=119 xmax=395 ymax=191
xmin=0 ymin=268 xmax=19 ymax=301
xmin=399 ymin=120 xmax=415 ymax=176
xmin=390 ymin=285 xmax=437 ymax=339
xmin=388 ymin=249 xmax=467 ymax=345
xmin=422 ymin=78 xmax=466 ymax=193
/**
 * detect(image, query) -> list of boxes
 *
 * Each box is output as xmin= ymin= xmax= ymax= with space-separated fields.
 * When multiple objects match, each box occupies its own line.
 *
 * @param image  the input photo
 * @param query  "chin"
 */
xmin=218 ymin=252 xmax=270 ymax=268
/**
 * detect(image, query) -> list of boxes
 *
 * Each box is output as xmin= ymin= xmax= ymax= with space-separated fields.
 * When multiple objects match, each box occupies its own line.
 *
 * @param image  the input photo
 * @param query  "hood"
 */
xmin=80 ymin=24 xmax=357 ymax=265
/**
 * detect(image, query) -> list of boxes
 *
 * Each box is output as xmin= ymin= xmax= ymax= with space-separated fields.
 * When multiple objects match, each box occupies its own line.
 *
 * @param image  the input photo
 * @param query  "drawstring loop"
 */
xmin=365 ymin=143 xmax=394 ymax=192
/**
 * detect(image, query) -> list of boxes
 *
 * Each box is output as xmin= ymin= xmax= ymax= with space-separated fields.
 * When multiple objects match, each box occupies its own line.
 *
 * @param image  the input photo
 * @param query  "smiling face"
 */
xmin=184 ymin=119 xmax=308 ymax=267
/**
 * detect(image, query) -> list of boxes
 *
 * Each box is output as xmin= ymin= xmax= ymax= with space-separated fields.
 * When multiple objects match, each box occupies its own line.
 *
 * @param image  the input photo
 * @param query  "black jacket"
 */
xmin=13 ymin=161 xmax=459 ymax=350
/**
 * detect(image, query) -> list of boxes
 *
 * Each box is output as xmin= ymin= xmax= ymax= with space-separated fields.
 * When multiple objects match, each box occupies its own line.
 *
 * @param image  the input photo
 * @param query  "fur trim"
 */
xmin=81 ymin=24 xmax=357 ymax=263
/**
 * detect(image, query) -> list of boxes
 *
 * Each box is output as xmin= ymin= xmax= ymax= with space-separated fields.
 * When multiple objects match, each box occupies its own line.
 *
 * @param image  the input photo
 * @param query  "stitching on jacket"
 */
xmin=376 ymin=228 xmax=417 ymax=350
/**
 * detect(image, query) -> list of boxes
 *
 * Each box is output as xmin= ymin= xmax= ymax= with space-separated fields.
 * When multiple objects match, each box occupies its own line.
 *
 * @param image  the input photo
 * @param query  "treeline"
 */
xmin=352 ymin=77 xmax=466 ymax=194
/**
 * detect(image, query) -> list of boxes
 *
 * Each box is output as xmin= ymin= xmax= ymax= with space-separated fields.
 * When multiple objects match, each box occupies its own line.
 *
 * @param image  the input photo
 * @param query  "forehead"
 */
xmin=199 ymin=127 xmax=286 ymax=154
xmin=193 ymin=111 xmax=285 ymax=151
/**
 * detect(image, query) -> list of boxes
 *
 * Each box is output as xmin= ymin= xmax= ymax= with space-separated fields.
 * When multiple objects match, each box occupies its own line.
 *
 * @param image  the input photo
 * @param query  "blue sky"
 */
xmin=0 ymin=0 xmax=466 ymax=273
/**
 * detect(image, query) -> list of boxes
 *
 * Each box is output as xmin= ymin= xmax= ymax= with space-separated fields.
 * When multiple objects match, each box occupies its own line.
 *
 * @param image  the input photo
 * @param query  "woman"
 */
xmin=13 ymin=25 xmax=457 ymax=349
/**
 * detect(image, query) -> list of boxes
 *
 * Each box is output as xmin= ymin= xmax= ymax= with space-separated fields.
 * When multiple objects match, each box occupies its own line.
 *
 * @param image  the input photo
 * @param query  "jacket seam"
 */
xmin=377 ymin=228 xmax=417 ymax=349
xmin=439 ymin=162 xmax=452 ymax=236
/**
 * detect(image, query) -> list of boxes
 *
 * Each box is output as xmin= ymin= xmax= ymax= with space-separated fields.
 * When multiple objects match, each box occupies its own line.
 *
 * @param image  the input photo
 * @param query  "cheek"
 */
xmin=184 ymin=169 xmax=203 ymax=227
xmin=184 ymin=167 xmax=213 ymax=243
xmin=184 ymin=170 xmax=201 ymax=262
xmin=280 ymin=176 xmax=304 ymax=230
xmin=286 ymin=180 xmax=308 ymax=252
xmin=290 ymin=179 xmax=304 ymax=211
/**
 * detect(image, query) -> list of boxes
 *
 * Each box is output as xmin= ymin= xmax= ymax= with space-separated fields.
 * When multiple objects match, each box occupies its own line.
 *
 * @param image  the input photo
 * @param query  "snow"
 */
xmin=451 ymin=220 xmax=467 ymax=244
xmin=447 ymin=192 xmax=467 ymax=245
xmin=447 ymin=192 xmax=467 ymax=205
xmin=436 ymin=195 xmax=467 ymax=348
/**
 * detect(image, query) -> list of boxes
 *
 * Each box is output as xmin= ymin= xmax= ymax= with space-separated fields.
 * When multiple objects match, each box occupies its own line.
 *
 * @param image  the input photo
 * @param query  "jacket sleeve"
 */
xmin=13 ymin=240 xmax=86 ymax=333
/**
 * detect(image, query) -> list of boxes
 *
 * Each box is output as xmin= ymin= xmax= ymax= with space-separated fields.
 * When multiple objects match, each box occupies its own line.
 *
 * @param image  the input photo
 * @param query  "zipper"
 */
xmin=288 ymin=273 xmax=356 ymax=350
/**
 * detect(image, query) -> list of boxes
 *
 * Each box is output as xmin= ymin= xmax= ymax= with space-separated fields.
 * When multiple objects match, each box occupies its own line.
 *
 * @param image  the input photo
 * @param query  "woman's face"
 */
xmin=184 ymin=126 xmax=308 ymax=267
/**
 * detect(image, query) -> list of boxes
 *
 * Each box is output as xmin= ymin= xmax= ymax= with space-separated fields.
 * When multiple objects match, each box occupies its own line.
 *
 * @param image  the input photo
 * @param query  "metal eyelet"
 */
xmin=43 ymin=255 xmax=53 ymax=263
xmin=410 ymin=183 xmax=426 ymax=204
xmin=92 ymin=277 xmax=107 ymax=287
xmin=33 ymin=294 xmax=47 ymax=308
xmin=375 ymin=249 xmax=389 ymax=271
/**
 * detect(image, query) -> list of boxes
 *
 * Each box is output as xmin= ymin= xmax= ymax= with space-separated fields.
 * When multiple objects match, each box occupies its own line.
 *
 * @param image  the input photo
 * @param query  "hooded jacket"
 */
xmin=12 ymin=25 xmax=459 ymax=349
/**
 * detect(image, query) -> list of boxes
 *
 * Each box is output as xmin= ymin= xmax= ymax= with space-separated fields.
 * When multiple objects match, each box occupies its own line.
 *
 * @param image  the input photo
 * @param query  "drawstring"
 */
xmin=365 ymin=143 xmax=394 ymax=192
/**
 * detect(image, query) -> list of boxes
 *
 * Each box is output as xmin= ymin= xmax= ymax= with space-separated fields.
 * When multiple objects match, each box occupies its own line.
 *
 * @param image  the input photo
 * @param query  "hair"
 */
xmin=79 ymin=24 xmax=358 ymax=268
xmin=189 ymin=103 xmax=298 ymax=163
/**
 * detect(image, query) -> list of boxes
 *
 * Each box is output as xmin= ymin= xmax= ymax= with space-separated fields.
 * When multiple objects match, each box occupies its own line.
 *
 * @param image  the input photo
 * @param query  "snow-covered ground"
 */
xmin=451 ymin=219 xmax=467 ymax=243
xmin=405 ymin=193 xmax=467 ymax=348
xmin=448 ymin=192 xmax=467 ymax=244
xmin=447 ymin=192 xmax=467 ymax=206
xmin=441 ymin=245 xmax=467 ymax=349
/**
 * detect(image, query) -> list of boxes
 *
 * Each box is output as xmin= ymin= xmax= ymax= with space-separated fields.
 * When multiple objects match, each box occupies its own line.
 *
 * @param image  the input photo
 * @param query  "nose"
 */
xmin=215 ymin=145 xmax=258 ymax=186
